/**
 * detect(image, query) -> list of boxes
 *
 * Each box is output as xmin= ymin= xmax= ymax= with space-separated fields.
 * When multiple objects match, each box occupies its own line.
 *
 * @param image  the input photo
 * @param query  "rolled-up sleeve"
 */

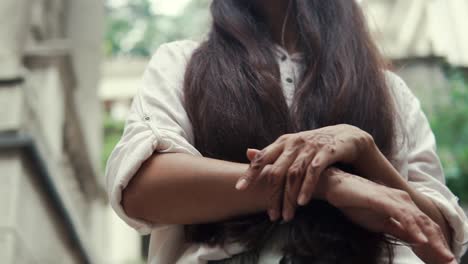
xmin=388 ymin=72 xmax=468 ymax=259
xmin=105 ymin=41 xmax=201 ymax=235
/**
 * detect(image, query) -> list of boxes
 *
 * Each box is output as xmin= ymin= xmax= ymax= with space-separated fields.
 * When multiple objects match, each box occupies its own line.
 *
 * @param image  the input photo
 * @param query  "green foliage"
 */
xmin=105 ymin=0 xmax=211 ymax=57
xmin=102 ymin=114 xmax=125 ymax=168
xmin=430 ymin=70 xmax=468 ymax=203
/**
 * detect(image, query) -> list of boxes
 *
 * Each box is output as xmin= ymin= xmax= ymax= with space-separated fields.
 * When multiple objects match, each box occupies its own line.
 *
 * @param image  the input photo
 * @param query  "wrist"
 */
xmin=353 ymin=141 xmax=380 ymax=180
xmin=354 ymin=143 xmax=410 ymax=191
xmin=313 ymin=168 xmax=346 ymax=201
xmin=235 ymin=163 xmax=272 ymax=211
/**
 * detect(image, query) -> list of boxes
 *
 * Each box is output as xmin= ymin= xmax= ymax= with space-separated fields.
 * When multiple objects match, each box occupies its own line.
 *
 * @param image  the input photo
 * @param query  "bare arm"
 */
xmin=122 ymin=152 xmax=270 ymax=225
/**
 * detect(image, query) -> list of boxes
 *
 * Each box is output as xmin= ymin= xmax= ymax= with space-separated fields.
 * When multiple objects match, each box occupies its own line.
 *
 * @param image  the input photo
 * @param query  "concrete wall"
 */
xmin=0 ymin=0 xmax=107 ymax=263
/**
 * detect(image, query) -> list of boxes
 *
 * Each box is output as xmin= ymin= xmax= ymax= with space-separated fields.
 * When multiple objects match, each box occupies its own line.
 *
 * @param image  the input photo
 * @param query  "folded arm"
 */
xmin=122 ymin=152 xmax=270 ymax=225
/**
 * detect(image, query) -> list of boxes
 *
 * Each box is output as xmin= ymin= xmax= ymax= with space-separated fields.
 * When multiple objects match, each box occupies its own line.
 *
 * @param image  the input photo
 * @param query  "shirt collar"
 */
xmin=273 ymin=44 xmax=304 ymax=63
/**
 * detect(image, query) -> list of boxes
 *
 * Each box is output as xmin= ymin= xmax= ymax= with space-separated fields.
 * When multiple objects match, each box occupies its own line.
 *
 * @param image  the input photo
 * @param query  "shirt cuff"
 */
xmin=409 ymin=182 xmax=468 ymax=260
xmin=107 ymin=124 xmax=201 ymax=235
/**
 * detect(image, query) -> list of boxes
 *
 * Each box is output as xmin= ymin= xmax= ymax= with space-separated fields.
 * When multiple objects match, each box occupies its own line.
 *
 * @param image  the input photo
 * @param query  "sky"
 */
xmin=108 ymin=0 xmax=192 ymax=16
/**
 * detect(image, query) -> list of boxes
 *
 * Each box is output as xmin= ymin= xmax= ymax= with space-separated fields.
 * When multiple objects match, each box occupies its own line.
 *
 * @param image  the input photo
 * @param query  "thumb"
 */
xmin=246 ymin=148 xmax=261 ymax=161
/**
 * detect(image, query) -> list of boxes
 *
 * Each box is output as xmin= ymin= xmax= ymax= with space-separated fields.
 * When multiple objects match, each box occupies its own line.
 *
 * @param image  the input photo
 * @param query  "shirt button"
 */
xmin=286 ymin=77 xmax=293 ymax=83
xmin=144 ymin=116 xmax=150 ymax=121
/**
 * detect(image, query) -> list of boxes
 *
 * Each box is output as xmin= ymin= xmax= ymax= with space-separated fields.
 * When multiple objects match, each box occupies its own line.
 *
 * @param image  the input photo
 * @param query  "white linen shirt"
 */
xmin=105 ymin=39 xmax=468 ymax=263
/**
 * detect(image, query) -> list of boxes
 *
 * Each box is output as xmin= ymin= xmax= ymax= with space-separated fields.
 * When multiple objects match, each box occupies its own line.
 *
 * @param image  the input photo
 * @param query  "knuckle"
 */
xmin=394 ymin=190 xmax=411 ymax=201
xmin=402 ymin=215 xmax=416 ymax=226
xmin=278 ymin=134 xmax=291 ymax=143
xmin=304 ymin=140 xmax=318 ymax=151
xmin=261 ymin=166 xmax=273 ymax=181
xmin=417 ymin=214 xmax=429 ymax=222
xmin=252 ymin=151 xmax=267 ymax=165
xmin=287 ymin=169 xmax=300 ymax=184
xmin=367 ymin=195 xmax=381 ymax=206
xmin=288 ymin=165 xmax=300 ymax=175
xmin=398 ymin=208 xmax=411 ymax=219
xmin=421 ymin=215 xmax=433 ymax=227
xmin=284 ymin=149 xmax=297 ymax=158
xmin=360 ymin=132 xmax=374 ymax=146
xmin=269 ymin=166 xmax=282 ymax=178
xmin=292 ymin=135 xmax=305 ymax=145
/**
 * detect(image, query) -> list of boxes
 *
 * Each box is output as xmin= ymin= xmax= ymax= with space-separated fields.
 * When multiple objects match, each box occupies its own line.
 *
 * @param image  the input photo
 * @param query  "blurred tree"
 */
xmin=104 ymin=0 xmax=211 ymax=57
xmin=102 ymin=0 xmax=211 ymax=170
xmin=430 ymin=69 xmax=468 ymax=203
xmin=102 ymin=114 xmax=125 ymax=167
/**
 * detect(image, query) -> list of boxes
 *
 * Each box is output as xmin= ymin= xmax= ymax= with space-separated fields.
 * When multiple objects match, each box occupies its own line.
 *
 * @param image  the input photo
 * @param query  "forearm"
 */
xmin=122 ymin=153 xmax=270 ymax=225
xmin=356 ymin=145 xmax=453 ymax=245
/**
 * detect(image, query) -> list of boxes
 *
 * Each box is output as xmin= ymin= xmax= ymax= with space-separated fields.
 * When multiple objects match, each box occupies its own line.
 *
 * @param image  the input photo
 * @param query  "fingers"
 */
xmin=282 ymin=149 xmax=315 ymax=221
xmin=395 ymin=209 xmax=428 ymax=244
xmin=310 ymin=144 xmax=338 ymax=171
xmin=382 ymin=217 xmax=411 ymax=240
xmin=368 ymin=193 xmax=429 ymax=244
xmin=246 ymin=148 xmax=261 ymax=161
xmin=298 ymin=146 xmax=338 ymax=205
xmin=372 ymin=207 xmax=455 ymax=264
xmin=297 ymin=161 xmax=321 ymax=205
xmin=413 ymin=215 xmax=455 ymax=263
xmin=376 ymin=197 xmax=455 ymax=263
xmin=268 ymin=182 xmax=284 ymax=221
xmin=258 ymin=148 xmax=298 ymax=220
xmin=236 ymin=143 xmax=284 ymax=190
xmin=258 ymin=164 xmax=284 ymax=221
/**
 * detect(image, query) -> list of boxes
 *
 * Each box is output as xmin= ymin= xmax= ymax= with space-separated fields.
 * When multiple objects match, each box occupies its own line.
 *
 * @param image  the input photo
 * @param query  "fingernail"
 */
xmin=235 ymin=179 xmax=248 ymax=190
xmin=298 ymin=194 xmax=307 ymax=205
xmin=312 ymin=161 xmax=321 ymax=169
xmin=445 ymin=251 xmax=455 ymax=261
xmin=418 ymin=233 xmax=428 ymax=243
xmin=269 ymin=209 xmax=279 ymax=221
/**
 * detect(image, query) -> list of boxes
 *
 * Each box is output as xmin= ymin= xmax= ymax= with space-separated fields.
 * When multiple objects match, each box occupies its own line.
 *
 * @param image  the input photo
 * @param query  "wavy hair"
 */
xmin=183 ymin=0 xmax=397 ymax=263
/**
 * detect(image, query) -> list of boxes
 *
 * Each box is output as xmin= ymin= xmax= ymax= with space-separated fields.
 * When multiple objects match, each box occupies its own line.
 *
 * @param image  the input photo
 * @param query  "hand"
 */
xmin=236 ymin=124 xmax=375 ymax=221
xmin=323 ymin=168 xmax=456 ymax=264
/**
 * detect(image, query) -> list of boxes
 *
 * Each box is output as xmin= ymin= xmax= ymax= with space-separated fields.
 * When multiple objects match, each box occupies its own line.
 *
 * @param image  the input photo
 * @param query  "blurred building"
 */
xmin=361 ymin=0 xmax=468 ymax=107
xmin=0 ymin=0 xmax=107 ymax=263
xmin=100 ymin=59 xmax=149 ymax=121
xmin=99 ymin=57 xmax=149 ymax=264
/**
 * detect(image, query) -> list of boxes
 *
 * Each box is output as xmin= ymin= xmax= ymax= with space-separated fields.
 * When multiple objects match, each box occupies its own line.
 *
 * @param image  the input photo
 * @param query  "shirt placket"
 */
xmin=278 ymin=51 xmax=297 ymax=107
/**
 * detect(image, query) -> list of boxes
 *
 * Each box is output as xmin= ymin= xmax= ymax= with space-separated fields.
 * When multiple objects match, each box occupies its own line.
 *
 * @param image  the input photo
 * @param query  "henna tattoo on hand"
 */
xmin=304 ymin=132 xmax=337 ymax=147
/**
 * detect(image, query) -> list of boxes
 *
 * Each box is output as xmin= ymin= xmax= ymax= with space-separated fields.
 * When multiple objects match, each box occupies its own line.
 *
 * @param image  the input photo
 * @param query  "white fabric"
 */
xmin=105 ymin=39 xmax=468 ymax=263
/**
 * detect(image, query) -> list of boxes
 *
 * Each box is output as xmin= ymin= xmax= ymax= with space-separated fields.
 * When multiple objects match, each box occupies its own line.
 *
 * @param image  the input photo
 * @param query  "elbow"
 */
xmin=121 ymin=180 xmax=144 ymax=221
xmin=121 ymin=162 xmax=159 ymax=223
xmin=120 ymin=158 xmax=168 ymax=225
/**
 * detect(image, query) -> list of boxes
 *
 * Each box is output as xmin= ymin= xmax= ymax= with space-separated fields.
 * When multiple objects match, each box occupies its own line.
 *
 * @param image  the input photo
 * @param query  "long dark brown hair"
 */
xmin=183 ymin=0 xmax=397 ymax=263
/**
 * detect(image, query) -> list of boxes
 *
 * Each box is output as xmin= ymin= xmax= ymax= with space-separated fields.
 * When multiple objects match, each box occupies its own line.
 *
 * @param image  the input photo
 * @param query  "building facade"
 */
xmin=0 ymin=0 xmax=107 ymax=263
xmin=361 ymin=0 xmax=468 ymax=108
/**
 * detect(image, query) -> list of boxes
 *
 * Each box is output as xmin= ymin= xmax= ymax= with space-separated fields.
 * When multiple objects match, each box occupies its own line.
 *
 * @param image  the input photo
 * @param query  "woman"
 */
xmin=105 ymin=0 xmax=468 ymax=263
